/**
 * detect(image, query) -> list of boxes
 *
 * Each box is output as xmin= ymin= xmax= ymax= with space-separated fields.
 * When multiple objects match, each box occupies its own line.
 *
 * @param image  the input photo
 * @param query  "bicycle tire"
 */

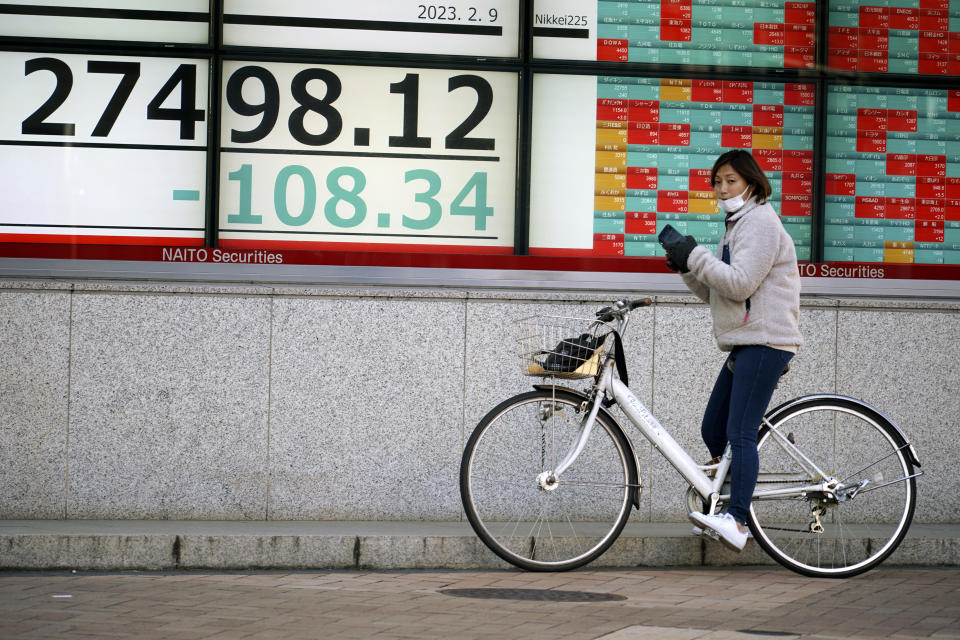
xmin=460 ymin=388 xmax=637 ymax=571
xmin=749 ymin=397 xmax=917 ymax=578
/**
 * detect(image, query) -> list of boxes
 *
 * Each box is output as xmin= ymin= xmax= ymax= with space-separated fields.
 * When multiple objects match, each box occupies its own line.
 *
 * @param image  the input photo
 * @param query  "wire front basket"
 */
xmin=517 ymin=315 xmax=614 ymax=379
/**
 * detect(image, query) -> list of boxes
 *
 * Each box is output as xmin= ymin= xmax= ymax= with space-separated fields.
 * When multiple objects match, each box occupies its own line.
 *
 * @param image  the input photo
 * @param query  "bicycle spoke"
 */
xmin=750 ymin=401 xmax=916 ymax=578
xmin=461 ymin=390 xmax=634 ymax=571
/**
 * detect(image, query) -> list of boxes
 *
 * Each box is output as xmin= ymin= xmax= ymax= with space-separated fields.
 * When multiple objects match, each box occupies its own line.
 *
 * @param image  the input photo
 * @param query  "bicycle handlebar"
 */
xmin=595 ymin=298 xmax=654 ymax=323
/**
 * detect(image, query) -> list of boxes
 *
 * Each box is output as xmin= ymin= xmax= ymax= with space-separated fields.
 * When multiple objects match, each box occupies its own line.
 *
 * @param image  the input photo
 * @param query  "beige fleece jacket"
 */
xmin=680 ymin=198 xmax=803 ymax=353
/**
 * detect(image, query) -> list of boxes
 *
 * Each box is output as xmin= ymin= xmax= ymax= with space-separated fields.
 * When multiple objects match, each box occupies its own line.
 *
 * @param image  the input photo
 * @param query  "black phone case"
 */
xmin=658 ymin=224 xmax=684 ymax=247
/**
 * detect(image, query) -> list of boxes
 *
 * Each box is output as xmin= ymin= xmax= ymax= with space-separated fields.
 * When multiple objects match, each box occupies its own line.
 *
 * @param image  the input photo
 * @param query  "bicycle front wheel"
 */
xmin=460 ymin=389 xmax=636 ymax=571
xmin=750 ymin=397 xmax=917 ymax=578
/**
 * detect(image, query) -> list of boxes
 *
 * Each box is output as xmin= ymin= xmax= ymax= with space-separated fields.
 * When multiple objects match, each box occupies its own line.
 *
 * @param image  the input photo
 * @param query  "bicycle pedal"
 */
xmin=692 ymin=525 xmax=719 ymax=540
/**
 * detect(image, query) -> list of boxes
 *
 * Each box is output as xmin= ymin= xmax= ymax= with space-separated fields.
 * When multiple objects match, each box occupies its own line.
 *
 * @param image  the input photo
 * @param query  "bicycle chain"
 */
xmin=753 ymin=479 xmax=825 ymax=533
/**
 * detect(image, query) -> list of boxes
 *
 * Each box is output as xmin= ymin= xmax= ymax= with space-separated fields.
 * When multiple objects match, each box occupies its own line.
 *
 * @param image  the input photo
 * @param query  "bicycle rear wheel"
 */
xmin=749 ymin=397 xmax=917 ymax=578
xmin=460 ymin=389 xmax=637 ymax=571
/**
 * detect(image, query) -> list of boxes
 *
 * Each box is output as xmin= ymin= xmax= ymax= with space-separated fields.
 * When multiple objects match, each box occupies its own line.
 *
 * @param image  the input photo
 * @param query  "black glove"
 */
xmin=663 ymin=235 xmax=697 ymax=273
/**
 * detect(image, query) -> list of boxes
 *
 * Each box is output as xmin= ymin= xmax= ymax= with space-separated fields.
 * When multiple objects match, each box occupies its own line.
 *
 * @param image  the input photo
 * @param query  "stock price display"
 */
xmin=825 ymin=85 xmax=960 ymax=264
xmin=828 ymin=0 xmax=960 ymax=75
xmin=593 ymin=77 xmax=815 ymax=259
xmin=533 ymin=0 xmax=816 ymax=69
xmin=0 ymin=51 xmax=208 ymax=246
xmin=218 ymin=61 xmax=518 ymax=253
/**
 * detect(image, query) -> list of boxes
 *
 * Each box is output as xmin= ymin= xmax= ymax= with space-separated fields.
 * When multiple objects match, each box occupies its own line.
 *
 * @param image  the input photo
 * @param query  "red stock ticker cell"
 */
xmin=859 ymin=6 xmax=890 ymax=29
xmin=856 ymin=196 xmax=887 ymax=218
xmin=889 ymin=110 xmax=918 ymax=132
xmin=785 ymin=46 xmax=815 ymax=68
xmin=625 ymin=216 xmax=658 ymax=235
xmin=888 ymin=197 xmax=917 ymax=219
xmin=597 ymin=99 xmax=629 ymax=121
xmin=915 ymin=220 xmax=945 ymax=242
xmin=628 ymin=122 xmax=659 ymax=145
xmin=859 ymin=28 xmax=890 ymax=51
xmin=594 ymin=234 xmax=625 ymax=256
xmin=658 ymin=191 xmax=689 ymax=213
xmin=598 ymin=39 xmax=629 ymax=62
xmin=827 ymin=174 xmax=857 ymax=197
xmin=660 ymin=123 xmax=690 ymax=145
xmin=917 ymin=177 xmax=947 ymax=198
xmin=919 ymin=51 xmax=953 ymax=74
xmin=722 ymin=125 xmax=753 ymax=148
xmin=784 ymin=149 xmax=814 ymax=172
xmin=753 ymin=148 xmax=784 ymax=172
xmin=661 ymin=0 xmax=692 ymax=20
xmin=918 ymin=198 xmax=947 ymax=220
xmin=627 ymin=167 xmax=658 ymax=190
xmin=948 ymin=178 xmax=960 ymax=199
xmin=786 ymin=2 xmax=816 ymax=25
xmin=753 ymin=104 xmax=784 ymax=127
xmin=754 ymin=23 xmax=785 ymax=46
xmin=918 ymin=10 xmax=950 ymax=31
xmin=689 ymin=169 xmax=713 ymax=191
xmin=859 ymin=50 xmax=889 ymax=72
xmin=724 ymin=82 xmax=754 ymax=104
xmin=918 ymin=155 xmax=947 ymax=177
xmin=887 ymin=154 xmax=918 ymax=176
xmin=783 ymin=172 xmax=813 ymax=194
xmin=890 ymin=7 xmax=920 ymax=30
xmin=785 ymin=24 xmax=815 ymax=46
xmin=948 ymin=199 xmax=960 ymax=221
xmin=629 ymin=100 xmax=660 ymax=122
xmin=785 ymin=85 xmax=815 ymax=106
xmin=661 ymin=19 xmax=692 ymax=41
xmin=691 ymin=80 xmax=724 ymax=103
xmin=919 ymin=32 xmax=950 ymax=53
xmin=829 ymin=27 xmax=858 ymax=50
xmin=782 ymin=194 xmax=813 ymax=216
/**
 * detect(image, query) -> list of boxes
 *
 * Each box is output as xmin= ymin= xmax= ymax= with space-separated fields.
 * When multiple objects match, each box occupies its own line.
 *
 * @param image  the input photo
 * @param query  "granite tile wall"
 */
xmin=0 ymin=283 xmax=955 ymax=523
xmin=66 ymin=291 xmax=272 ymax=519
xmin=268 ymin=295 xmax=465 ymax=520
xmin=0 ymin=286 xmax=71 ymax=518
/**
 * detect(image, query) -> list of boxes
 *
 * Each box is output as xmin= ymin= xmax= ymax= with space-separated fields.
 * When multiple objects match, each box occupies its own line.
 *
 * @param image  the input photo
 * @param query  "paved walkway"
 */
xmin=1 ymin=566 xmax=957 ymax=639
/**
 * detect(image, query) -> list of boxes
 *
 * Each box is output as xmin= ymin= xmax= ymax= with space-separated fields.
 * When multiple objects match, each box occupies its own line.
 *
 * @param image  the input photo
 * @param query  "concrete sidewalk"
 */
xmin=3 ymin=566 xmax=959 ymax=639
xmin=2 ymin=520 xmax=958 ymax=571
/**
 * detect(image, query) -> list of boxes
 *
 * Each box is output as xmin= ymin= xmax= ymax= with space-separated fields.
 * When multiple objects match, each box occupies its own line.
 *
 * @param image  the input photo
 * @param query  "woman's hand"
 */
xmin=664 ymin=235 xmax=698 ymax=273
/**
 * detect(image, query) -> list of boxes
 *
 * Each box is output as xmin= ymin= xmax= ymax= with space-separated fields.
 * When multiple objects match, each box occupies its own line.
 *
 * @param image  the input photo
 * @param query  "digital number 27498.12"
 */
xmin=227 ymin=164 xmax=494 ymax=231
xmin=226 ymin=67 xmax=494 ymax=150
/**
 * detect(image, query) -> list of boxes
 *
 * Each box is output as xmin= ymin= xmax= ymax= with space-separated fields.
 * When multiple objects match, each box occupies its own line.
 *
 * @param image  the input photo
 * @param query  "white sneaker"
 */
xmin=689 ymin=512 xmax=748 ymax=552
xmin=692 ymin=523 xmax=751 ymax=540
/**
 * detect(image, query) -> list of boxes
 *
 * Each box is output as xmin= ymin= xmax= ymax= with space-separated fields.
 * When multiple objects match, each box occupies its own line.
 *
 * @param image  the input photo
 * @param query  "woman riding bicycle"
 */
xmin=662 ymin=149 xmax=803 ymax=551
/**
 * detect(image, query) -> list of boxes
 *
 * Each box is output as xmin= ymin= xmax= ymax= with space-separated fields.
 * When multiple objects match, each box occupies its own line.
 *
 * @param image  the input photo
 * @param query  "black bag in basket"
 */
xmin=543 ymin=333 xmax=604 ymax=373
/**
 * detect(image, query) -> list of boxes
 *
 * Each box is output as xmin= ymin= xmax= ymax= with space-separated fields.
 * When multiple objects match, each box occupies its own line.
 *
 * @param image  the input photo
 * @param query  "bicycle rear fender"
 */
xmin=533 ymin=384 xmax=643 ymax=510
xmin=765 ymin=394 xmax=921 ymax=467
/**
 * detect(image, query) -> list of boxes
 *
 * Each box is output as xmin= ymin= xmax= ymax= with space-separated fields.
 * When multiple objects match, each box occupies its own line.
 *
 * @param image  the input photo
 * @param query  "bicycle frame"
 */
xmin=553 ymin=356 xmax=835 ymax=510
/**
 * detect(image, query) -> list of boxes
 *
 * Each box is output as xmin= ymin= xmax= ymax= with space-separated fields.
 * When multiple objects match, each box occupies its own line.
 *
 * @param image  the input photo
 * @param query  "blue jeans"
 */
xmin=700 ymin=345 xmax=794 ymax=525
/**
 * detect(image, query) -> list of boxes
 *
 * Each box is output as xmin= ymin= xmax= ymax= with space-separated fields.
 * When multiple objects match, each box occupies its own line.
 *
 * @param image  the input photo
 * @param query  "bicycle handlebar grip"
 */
xmin=630 ymin=298 xmax=654 ymax=309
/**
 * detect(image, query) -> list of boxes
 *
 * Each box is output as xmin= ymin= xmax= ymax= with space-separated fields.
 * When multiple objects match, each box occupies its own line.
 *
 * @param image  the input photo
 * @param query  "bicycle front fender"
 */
xmin=532 ymin=384 xmax=643 ymax=510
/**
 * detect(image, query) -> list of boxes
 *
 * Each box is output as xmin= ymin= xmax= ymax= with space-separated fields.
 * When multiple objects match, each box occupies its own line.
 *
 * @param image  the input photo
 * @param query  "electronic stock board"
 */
xmin=1 ymin=0 xmax=960 ymax=274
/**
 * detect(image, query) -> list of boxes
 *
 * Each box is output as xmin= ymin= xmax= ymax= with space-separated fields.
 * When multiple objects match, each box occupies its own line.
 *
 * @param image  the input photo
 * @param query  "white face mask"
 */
xmin=717 ymin=186 xmax=751 ymax=213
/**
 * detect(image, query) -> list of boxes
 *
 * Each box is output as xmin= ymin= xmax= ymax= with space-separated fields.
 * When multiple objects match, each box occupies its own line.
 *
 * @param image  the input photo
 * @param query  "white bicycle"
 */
xmin=459 ymin=298 xmax=922 ymax=578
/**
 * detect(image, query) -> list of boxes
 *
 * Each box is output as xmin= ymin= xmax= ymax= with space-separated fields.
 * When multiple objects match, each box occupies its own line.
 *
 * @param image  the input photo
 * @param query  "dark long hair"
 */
xmin=711 ymin=149 xmax=772 ymax=203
